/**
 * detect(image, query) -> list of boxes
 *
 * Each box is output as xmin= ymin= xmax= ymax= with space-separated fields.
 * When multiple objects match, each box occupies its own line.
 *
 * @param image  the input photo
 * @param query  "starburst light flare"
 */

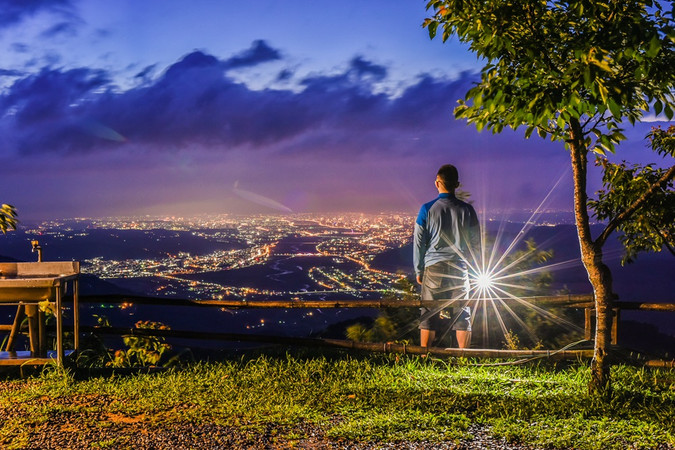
xmin=421 ymin=168 xmax=587 ymax=349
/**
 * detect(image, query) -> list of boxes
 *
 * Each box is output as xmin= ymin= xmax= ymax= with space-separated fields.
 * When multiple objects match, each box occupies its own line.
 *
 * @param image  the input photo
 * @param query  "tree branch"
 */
xmin=581 ymin=115 xmax=595 ymax=129
xmin=595 ymin=164 xmax=675 ymax=248
xmin=652 ymin=224 xmax=675 ymax=257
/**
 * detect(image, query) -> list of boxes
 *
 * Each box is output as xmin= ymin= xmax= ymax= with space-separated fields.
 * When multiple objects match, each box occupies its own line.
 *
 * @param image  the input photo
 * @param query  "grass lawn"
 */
xmin=0 ymin=349 xmax=673 ymax=449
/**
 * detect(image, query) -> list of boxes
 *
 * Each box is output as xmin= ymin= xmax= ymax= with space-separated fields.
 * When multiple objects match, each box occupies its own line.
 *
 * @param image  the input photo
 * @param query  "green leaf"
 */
xmin=597 ymin=81 xmax=608 ymax=103
xmin=556 ymin=115 xmax=565 ymax=129
xmin=664 ymin=104 xmax=674 ymax=121
xmin=612 ymin=131 xmax=627 ymax=142
xmin=583 ymin=66 xmax=592 ymax=86
xmin=426 ymin=20 xmax=439 ymax=39
xmin=608 ymin=99 xmax=621 ymax=119
xmin=646 ymin=35 xmax=661 ymax=57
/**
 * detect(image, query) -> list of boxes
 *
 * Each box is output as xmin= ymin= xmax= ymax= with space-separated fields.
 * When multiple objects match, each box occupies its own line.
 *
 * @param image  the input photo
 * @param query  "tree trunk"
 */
xmin=569 ymin=120 xmax=615 ymax=396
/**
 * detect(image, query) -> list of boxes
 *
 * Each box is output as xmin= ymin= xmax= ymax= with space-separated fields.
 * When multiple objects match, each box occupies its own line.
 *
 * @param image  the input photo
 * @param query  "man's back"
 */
xmin=414 ymin=193 xmax=480 ymax=276
xmin=413 ymin=164 xmax=479 ymax=349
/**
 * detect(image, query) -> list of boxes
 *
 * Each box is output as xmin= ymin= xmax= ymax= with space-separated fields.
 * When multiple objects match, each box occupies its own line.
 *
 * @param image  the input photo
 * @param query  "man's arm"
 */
xmin=469 ymin=208 xmax=481 ymax=252
xmin=413 ymin=207 xmax=429 ymax=284
xmin=467 ymin=206 xmax=481 ymax=259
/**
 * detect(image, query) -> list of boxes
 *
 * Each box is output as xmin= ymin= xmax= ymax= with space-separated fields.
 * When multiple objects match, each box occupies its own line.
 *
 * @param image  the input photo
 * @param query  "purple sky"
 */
xmin=0 ymin=0 xmax=670 ymax=220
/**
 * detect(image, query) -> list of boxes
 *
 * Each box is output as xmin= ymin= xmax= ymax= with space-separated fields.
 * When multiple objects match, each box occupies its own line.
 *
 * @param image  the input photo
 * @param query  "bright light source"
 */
xmin=475 ymin=272 xmax=495 ymax=291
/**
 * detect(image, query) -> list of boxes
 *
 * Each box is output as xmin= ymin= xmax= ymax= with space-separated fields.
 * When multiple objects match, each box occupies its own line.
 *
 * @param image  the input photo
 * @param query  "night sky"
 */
xmin=0 ymin=0 xmax=669 ymax=220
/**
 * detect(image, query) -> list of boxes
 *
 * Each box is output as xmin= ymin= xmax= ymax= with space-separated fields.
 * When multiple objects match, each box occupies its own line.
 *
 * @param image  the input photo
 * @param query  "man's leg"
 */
xmin=420 ymin=329 xmax=436 ymax=348
xmin=455 ymin=330 xmax=471 ymax=349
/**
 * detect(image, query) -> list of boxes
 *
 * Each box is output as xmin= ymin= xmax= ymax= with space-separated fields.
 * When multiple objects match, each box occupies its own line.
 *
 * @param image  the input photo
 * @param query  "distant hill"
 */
xmin=77 ymin=274 xmax=140 ymax=297
xmin=0 ymin=228 xmax=245 ymax=262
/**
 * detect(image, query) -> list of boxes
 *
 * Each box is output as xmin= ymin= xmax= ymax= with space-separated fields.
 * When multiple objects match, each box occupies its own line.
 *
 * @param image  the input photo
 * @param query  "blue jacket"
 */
xmin=413 ymin=193 xmax=480 ymax=277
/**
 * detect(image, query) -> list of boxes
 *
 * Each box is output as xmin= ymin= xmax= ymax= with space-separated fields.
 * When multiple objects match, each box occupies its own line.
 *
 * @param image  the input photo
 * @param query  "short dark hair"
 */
xmin=437 ymin=164 xmax=459 ymax=190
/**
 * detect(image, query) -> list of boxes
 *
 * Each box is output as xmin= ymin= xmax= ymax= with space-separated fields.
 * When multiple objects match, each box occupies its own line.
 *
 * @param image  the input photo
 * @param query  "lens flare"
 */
xmin=404 ymin=168 xmax=587 ymax=349
xmin=473 ymin=271 xmax=495 ymax=292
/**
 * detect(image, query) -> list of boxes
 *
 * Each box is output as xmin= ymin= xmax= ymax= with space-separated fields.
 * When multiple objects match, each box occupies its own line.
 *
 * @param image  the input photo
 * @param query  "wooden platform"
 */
xmin=0 ymin=350 xmax=74 ymax=366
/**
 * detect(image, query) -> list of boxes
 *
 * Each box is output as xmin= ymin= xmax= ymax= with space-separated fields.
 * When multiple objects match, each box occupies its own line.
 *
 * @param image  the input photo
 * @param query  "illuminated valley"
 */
xmin=23 ymin=214 xmax=412 ymax=301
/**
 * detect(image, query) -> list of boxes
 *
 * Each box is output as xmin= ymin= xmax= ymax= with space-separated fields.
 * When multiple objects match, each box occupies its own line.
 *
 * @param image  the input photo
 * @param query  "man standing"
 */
xmin=414 ymin=164 xmax=480 ymax=348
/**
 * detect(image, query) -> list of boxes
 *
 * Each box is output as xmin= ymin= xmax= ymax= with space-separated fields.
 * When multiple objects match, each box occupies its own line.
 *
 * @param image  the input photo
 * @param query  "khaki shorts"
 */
xmin=419 ymin=261 xmax=471 ymax=332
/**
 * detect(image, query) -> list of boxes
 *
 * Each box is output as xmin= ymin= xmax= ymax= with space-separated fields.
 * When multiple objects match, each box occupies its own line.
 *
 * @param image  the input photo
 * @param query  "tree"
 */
xmin=424 ymin=1 xmax=675 ymax=394
xmin=591 ymin=125 xmax=675 ymax=264
xmin=0 ymin=204 xmax=17 ymax=234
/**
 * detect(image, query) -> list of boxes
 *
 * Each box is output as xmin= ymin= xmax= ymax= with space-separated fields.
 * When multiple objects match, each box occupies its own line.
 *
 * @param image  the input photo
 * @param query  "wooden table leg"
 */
xmin=39 ymin=310 xmax=46 ymax=357
xmin=56 ymin=286 xmax=64 ymax=366
xmin=25 ymin=305 xmax=38 ymax=355
xmin=73 ymin=279 xmax=79 ymax=358
xmin=5 ymin=304 xmax=25 ymax=352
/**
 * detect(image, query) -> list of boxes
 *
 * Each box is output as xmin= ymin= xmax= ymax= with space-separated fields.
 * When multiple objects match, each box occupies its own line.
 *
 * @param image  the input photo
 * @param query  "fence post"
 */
xmin=584 ymin=308 xmax=593 ymax=341
xmin=611 ymin=307 xmax=620 ymax=346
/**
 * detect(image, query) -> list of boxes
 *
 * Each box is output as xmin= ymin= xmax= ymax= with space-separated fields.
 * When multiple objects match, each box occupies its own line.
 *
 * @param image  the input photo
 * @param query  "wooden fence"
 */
xmin=76 ymin=294 xmax=673 ymax=365
xmin=3 ymin=293 xmax=674 ymax=366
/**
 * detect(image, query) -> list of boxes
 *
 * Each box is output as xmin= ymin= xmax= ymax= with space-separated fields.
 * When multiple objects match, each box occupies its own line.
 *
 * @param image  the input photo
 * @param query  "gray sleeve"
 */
xmin=467 ymin=206 xmax=481 ymax=257
xmin=413 ymin=222 xmax=427 ymax=277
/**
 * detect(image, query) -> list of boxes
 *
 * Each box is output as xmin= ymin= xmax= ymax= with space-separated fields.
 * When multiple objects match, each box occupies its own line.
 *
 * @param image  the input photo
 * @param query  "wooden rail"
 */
xmin=613 ymin=302 xmax=675 ymax=312
xmin=73 ymin=325 xmax=595 ymax=360
xmin=76 ymin=294 xmax=675 ymax=312
xmin=77 ymin=293 xmax=595 ymax=308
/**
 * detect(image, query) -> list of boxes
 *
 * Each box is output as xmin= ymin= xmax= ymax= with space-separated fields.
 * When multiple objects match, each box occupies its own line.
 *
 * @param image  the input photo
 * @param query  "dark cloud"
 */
xmin=0 ymin=67 xmax=110 ymax=153
xmin=134 ymin=64 xmax=157 ymax=82
xmin=0 ymin=68 xmax=24 ymax=77
xmin=223 ymin=40 xmax=282 ymax=69
xmin=386 ymin=72 xmax=474 ymax=127
xmin=0 ymin=45 xmax=479 ymax=156
xmin=276 ymin=68 xmax=293 ymax=82
xmin=0 ymin=0 xmax=75 ymax=29
xmin=349 ymin=56 xmax=387 ymax=81
xmin=1 ymin=67 xmax=108 ymax=123
xmin=162 ymin=51 xmax=221 ymax=79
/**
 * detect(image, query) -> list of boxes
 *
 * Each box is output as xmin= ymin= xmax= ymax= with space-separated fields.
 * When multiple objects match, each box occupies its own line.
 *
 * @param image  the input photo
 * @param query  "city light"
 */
xmin=24 ymin=210 xmax=585 ymax=347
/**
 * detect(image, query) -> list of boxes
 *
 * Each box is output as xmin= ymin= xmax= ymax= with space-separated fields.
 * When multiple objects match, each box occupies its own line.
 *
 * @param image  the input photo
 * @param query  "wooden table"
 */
xmin=0 ymin=262 xmax=80 ymax=366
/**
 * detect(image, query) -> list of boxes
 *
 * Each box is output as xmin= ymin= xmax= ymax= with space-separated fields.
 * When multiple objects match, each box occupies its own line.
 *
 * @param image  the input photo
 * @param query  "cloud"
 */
xmin=0 ymin=43 xmax=483 ymax=157
xmin=223 ymin=40 xmax=282 ymax=70
xmin=11 ymin=43 xmax=29 ymax=53
xmin=0 ymin=0 xmax=76 ymax=29
xmin=0 ymin=67 xmax=110 ymax=154
xmin=39 ymin=20 xmax=80 ymax=38
xmin=1 ymin=67 xmax=109 ymax=124
xmin=134 ymin=64 xmax=157 ymax=82
xmin=0 ymin=68 xmax=24 ymax=77
xmin=276 ymin=68 xmax=294 ymax=82
xmin=349 ymin=56 xmax=388 ymax=81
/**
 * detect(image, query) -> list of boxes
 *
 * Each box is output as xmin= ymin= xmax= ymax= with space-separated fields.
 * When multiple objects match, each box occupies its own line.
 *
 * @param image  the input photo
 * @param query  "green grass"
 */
xmin=0 ymin=350 xmax=673 ymax=449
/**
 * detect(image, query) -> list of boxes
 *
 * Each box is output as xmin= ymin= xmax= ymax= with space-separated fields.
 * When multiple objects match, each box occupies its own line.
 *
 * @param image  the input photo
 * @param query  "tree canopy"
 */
xmin=424 ymin=0 xmax=674 ymax=153
xmin=591 ymin=126 xmax=675 ymax=263
xmin=0 ymin=204 xmax=17 ymax=234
